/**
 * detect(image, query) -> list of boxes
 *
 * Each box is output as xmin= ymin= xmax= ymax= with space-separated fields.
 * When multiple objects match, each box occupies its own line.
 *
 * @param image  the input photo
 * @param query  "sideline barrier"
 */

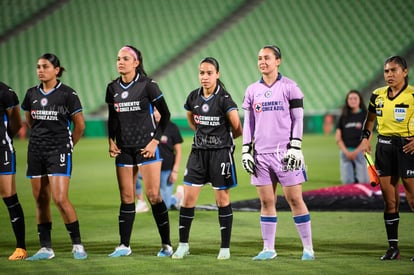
xmin=82 ymin=115 xmax=334 ymax=137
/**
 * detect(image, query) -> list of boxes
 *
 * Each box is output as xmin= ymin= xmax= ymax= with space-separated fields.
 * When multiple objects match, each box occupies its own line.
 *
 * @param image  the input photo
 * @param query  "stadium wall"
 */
xmin=82 ymin=115 xmax=333 ymax=138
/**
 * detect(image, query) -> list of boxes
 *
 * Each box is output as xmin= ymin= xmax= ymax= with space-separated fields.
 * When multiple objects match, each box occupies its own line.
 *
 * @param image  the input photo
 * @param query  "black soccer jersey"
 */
xmin=21 ymin=81 xmax=83 ymax=151
xmin=106 ymin=74 xmax=166 ymax=148
xmin=336 ymin=110 xmax=367 ymax=148
xmin=0 ymin=82 xmax=19 ymax=150
xmin=184 ymin=85 xmax=238 ymax=149
xmin=159 ymin=122 xmax=183 ymax=170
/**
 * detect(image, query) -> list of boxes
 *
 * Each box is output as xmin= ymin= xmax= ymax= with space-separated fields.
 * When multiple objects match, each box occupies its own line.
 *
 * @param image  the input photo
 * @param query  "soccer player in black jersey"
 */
xmin=106 ymin=45 xmax=173 ymax=257
xmin=21 ymin=53 xmax=87 ymax=260
xmin=172 ymin=57 xmax=242 ymax=260
xmin=0 ymin=82 xmax=26 ymax=260
xmin=360 ymin=56 xmax=414 ymax=261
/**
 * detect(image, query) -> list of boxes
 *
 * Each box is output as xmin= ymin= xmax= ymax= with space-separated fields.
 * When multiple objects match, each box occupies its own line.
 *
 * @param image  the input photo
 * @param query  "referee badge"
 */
xmin=394 ymin=106 xmax=406 ymax=122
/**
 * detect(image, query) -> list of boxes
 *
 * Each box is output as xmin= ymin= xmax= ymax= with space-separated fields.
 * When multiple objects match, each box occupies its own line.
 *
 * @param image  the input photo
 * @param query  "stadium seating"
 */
xmin=0 ymin=0 xmax=245 ymax=114
xmin=0 ymin=0 xmax=55 ymax=35
xmin=0 ymin=0 xmax=413 ymax=119
xmin=156 ymin=0 xmax=414 ymax=117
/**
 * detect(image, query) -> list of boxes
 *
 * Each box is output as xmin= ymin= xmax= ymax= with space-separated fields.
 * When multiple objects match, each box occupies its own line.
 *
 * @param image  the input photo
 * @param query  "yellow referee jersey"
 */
xmin=369 ymin=84 xmax=414 ymax=137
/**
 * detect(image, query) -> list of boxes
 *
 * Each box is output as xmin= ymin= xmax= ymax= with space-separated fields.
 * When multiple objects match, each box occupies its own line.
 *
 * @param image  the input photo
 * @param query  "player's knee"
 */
xmin=146 ymin=191 xmax=161 ymax=205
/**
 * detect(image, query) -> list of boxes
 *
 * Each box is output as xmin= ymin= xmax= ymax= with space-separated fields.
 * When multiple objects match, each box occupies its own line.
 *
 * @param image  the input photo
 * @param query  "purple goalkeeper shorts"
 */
xmin=251 ymin=153 xmax=307 ymax=187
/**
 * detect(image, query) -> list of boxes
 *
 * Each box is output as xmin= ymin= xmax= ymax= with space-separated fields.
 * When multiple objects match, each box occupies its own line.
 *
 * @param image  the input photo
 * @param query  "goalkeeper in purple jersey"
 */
xmin=241 ymin=45 xmax=314 ymax=261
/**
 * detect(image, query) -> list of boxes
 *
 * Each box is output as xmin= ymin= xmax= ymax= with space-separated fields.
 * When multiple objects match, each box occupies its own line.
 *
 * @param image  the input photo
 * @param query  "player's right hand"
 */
xmin=241 ymin=143 xmax=255 ymax=175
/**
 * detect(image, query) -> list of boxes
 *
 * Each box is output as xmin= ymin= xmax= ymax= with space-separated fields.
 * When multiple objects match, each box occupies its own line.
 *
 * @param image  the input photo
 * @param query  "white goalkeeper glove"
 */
xmin=241 ymin=143 xmax=256 ymax=175
xmin=283 ymin=138 xmax=303 ymax=171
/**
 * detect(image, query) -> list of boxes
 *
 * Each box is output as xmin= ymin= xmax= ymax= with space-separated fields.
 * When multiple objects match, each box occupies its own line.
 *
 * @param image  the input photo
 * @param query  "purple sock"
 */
xmin=294 ymin=214 xmax=313 ymax=250
xmin=260 ymin=216 xmax=277 ymax=250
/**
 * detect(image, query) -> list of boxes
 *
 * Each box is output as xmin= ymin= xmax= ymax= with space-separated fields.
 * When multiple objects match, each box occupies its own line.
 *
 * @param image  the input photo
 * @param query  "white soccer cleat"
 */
xmin=172 ymin=243 xmax=189 ymax=259
xmin=108 ymin=244 xmax=132 ymax=257
xmin=217 ymin=248 xmax=230 ymax=260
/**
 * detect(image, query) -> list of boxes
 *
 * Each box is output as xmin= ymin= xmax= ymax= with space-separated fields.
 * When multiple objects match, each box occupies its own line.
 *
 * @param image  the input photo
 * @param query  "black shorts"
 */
xmin=26 ymin=149 xmax=72 ymax=178
xmin=376 ymin=135 xmax=414 ymax=177
xmin=183 ymin=148 xmax=237 ymax=190
xmin=116 ymin=146 xmax=162 ymax=167
xmin=0 ymin=147 xmax=16 ymax=175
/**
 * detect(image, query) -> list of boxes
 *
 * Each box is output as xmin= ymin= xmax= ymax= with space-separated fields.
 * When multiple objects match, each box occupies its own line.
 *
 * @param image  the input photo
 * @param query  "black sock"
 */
xmin=119 ymin=203 xmax=135 ymax=247
xmin=38 ymin=223 xmax=52 ymax=248
xmin=218 ymin=204 xmax=233 ymax=248
xmin=384 ymin=212 xmax=399 ymax=249
xmin=65 ymin=220 xmax=81 ymax=245
xmin=4 ymin=194 xmax=26 ymax=249
xmin=178 ymin=207 xmax=194 ymax=243
xmin=151 ymin=201 xmax=171 ymax=246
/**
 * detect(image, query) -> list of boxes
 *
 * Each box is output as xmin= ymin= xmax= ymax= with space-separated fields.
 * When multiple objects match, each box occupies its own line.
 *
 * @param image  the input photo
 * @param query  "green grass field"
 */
xmin=0 ymin=135 xmax=413 ymax=274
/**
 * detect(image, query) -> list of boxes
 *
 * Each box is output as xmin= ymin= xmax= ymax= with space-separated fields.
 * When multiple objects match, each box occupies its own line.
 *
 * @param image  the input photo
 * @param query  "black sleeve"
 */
xmin=107 ymin=104 xmax=118 ymax=140
xmin=368 ymin=94 xmax=378 ymax=113
xmin=153 ymin=97 xmax=171 ymax=140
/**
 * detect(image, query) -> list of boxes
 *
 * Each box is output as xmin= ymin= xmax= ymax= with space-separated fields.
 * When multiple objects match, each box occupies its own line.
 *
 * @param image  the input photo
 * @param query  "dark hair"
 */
xmin=39 ymin=53 xmax=65 ymax=77
xmin=263 ymin=45 xmax=282 ymax=59
xmin=125 ymin=45 xmax=147 ymax=76
xmin=199 ymin=57 xmax=226 ymax=89
xmin=384 ymin=55 xmax=409 ymax=81
xmin=341 ymin=90 xmax=367 ymax=122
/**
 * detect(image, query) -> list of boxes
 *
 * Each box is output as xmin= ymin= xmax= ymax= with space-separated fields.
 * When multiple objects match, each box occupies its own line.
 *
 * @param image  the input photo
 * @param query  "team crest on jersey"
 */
xmin=41 ymin=98 xmax=48 ymax=106
xmin=160 ymin=134 xmax=168 ymax=144
xmin=394 ymin=107 xmax=407 ymax=122
xmin=265 ymin=90 xmax=272 ymax=98
xmin=202 ymin=103 xmax=209 ymax=113
xmin=121 ymin=91 xmax=129 ymax=99
xmin=254 ymin=103 xmax=262 ymax=112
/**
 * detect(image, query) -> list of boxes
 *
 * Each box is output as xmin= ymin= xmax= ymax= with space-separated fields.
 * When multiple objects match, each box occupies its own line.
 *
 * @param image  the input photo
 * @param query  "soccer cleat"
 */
xmin=135 ymin=199 xmax=149 ymax=213
xmin=217 ymin=248 xmax=230 ymax=260
xmin=411 ymin=256 xmax=414 ymax=261
xmin=172 ymin=243 xmax=190 ymax=259
xmin=252 ymin=248 xmax=277 ymax=261
xmin=8 ymin=248 xmax=27 ymax=260
xmin=26 ymin=247 xmax=55 ymax=261
xmin=72 ymin=244 xmax=87 ymax=260
xmin=301 ymin=249 xmax=315 ymax=260
xmin=108 ymin=244 xmax=132 ymax=257
xmin=380 ymin=247 xmax=400 ymax=260
xmin=157 ymin=244 xmax=173 ymax=257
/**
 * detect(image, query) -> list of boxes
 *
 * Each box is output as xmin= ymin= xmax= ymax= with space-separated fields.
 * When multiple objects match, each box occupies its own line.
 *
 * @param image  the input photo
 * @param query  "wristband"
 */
xmin=362 ymin=129 xmax=371 ymax=139
xmin=289 ymin=138 xmax=302 ymax=149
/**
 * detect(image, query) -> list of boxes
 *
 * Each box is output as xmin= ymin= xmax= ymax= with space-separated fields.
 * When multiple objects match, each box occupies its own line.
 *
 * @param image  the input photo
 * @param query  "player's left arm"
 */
xmin=71 ymin=111 xmax=85 ymax=146
xmin=6 ymin=105 xmax=22 ymax=137
xmin=283 ymin=98 xmax=304 ymax=170
xmin=289 ymin=98 xmax=304 ymax=140
xmin=186 ymin=110 xmax=196 ymax=131
xmin=227 ymin=108 xmax=242 ymax=138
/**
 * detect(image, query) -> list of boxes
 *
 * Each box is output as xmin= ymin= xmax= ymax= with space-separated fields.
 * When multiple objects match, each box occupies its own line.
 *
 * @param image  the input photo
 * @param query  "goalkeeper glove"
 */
xmin=241 ymin=143 xmax=255 ymax=175
xmin=283 ymin=138 xmax=303 ymax=171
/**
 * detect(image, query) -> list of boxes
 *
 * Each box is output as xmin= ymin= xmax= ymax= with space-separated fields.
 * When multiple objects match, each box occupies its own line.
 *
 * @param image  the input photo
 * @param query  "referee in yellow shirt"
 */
xmin=360 ymin=55 xmax=414 ymax=261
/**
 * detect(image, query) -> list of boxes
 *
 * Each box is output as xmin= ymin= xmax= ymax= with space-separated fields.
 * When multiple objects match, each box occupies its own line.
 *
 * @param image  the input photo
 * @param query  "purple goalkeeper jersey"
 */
xmin=242 ymin=74 xmax=304 ymax=154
